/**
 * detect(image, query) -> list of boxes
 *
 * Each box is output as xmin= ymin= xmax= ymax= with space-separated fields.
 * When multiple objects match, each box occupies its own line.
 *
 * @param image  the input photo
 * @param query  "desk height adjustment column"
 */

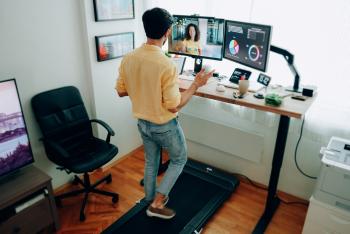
xmin=253 ymin=115 xmax=290 ymax=234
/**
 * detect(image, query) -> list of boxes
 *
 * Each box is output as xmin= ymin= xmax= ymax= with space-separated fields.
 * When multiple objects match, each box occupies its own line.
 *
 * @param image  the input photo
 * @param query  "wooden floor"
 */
xmin=55 ymin=148 xmax=308 ymax=234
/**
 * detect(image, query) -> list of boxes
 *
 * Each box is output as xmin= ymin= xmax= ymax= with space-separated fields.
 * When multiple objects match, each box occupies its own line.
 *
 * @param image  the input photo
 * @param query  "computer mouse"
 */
xmin=254 ymin=93 xmax=264 ymax=99
xmin=216 ymin=84 xmax=226 ymax=92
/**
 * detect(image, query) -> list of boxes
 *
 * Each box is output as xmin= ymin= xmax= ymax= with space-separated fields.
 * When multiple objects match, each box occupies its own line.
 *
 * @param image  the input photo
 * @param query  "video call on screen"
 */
xmin=224 ymin=21 xmax=271 ymax=71
xmin=168 ymin=16 xmax=225 ymax=60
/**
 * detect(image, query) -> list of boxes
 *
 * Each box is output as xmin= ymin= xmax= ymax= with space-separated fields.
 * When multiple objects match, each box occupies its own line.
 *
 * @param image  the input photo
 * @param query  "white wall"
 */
xmin=0 ymin=0 xmax=92 ymax=188
xmin=0 ymin=0 xmax=148 ymax=189
xmin=79 ymin=0 xmax=144 ymax=161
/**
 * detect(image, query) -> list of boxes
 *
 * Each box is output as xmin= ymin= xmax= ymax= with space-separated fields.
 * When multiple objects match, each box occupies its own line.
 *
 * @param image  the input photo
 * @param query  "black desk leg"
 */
xmin=140 ymin=148 xmax=169 ymax=186
xmin=253 ymin=115 xmax=290 ymax=234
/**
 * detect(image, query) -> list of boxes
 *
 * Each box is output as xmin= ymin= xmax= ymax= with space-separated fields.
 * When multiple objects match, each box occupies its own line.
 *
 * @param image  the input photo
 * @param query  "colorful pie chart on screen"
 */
xmin=229 ymin=40 xmax=239 ymax=55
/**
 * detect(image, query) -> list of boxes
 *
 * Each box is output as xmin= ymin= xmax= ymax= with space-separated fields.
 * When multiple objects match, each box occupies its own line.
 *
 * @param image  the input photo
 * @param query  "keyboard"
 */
xmin=179 ymin=74 xmax=195 ymax=81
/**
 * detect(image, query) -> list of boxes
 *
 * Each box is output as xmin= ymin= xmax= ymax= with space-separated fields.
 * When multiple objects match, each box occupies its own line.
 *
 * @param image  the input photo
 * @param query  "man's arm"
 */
xmin=116 ymin=59 xmax=128 ymax=97
xmin=168 ymin=69 xmax=214 ymax=113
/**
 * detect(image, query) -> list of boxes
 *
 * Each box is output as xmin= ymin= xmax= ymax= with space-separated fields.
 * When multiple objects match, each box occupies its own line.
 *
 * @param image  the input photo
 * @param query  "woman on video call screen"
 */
xmin=168 ymin=16 xmax=224 ymax=60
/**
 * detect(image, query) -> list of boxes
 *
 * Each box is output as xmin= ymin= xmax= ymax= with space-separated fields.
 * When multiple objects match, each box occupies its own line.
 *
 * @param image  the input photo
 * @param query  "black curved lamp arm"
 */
xmin=270 ymin=45 xmax=301 ymax=92
xmin=90 ymin=119 xmax=115 ymax=143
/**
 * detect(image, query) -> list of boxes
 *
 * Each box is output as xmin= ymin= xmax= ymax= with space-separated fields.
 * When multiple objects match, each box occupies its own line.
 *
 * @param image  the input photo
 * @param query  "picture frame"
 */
xmin=95 ymin=32 xmax=134 ymax=62
xmin=93 ymin=0 xmax=134 ymax=22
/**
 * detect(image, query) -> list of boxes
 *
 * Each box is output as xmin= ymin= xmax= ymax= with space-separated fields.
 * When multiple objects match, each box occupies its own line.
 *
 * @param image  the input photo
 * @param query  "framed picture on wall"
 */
xmin=93 ymin=0 xmax=134 ymax=21
xmin=95 ymin=32 xmax=134 ymax=62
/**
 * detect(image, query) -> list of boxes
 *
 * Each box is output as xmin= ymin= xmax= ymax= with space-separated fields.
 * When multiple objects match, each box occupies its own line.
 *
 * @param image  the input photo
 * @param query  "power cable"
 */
xmin=294 ymin=117 xmax=317 ymax=179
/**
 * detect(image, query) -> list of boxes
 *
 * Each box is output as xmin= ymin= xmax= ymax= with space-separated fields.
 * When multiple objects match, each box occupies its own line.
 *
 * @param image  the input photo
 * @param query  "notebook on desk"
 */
xmin=219 ymin=78 xmax=265 ymax=92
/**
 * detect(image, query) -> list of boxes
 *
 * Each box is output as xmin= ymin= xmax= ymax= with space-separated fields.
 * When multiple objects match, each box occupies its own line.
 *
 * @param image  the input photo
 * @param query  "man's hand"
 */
xmin=192 ymin=68 xmax=215 ymax=89
xmin=117 ymin=91 xmax=128 ymax=97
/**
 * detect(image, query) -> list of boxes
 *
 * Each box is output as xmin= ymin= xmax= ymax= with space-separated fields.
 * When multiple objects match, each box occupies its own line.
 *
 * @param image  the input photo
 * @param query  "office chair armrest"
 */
xmin=90 ymin=119 xmax=115 ymax=143
xmin=44 ymin=139 xmax=71 ymax=159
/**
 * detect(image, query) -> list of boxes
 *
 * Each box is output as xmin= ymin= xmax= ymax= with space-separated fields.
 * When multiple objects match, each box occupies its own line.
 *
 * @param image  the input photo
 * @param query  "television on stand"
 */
xmin=0 ymin=79 xmax=34 ymax=179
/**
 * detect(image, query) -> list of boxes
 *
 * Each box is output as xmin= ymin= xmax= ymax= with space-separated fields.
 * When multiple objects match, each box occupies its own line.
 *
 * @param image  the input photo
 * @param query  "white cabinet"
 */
xmin=303 ymin=196 xmax=350 ymax=234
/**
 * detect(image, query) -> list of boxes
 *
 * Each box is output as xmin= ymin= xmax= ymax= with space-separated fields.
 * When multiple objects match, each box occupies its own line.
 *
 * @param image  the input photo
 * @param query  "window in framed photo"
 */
xmin=95 ymin=32 xmax=134 ymax=62
xmin=93 ymin=0 xmax=134 ymax=21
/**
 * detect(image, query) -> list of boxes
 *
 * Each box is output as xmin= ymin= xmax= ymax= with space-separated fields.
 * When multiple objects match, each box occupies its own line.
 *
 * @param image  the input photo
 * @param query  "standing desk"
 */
xmin=179 ymin=78 xmax=316 ymax=233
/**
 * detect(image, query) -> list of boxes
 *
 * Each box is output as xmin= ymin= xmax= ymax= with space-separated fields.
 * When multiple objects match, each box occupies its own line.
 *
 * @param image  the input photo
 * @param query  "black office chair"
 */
xmin=31 ymin=86 xmax=119 ymax=221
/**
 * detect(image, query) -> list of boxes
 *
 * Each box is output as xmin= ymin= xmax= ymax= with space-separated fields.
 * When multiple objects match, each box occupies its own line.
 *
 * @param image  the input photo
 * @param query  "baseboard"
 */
xmin=53 ymin=145 xmax=144 ymax=194
xmin=235 ymin=174 xmax=308 ymax=204
xmin=54 ymin=180 xmax=74 ymax=195
xmin=100 ymin=145 xmax=144 ymax=173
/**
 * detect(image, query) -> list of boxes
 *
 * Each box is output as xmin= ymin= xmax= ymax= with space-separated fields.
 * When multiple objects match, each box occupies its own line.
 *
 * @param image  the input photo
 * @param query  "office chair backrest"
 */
xmin=31 ymin=86 xmax=92 ymax=145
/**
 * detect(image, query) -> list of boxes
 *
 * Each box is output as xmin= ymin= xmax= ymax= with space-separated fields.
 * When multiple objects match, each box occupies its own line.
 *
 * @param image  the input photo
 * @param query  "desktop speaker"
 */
xmin=302 ymin=85 xmax=317 ymax=97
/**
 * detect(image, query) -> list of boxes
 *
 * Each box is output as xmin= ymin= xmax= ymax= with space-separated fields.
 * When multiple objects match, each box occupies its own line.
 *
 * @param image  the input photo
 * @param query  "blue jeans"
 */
xmin=137 ymin=118 xmax=187 ymax=202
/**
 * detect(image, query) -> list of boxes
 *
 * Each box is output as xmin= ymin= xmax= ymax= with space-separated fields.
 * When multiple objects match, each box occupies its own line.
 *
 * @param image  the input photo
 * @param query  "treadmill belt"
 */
xmin=103 ymin=160 xmax=238 ymax=234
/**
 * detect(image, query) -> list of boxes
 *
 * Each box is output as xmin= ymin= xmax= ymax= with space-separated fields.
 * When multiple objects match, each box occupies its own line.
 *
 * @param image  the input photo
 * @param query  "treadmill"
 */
xmin=103 ymin=159 xmax=239 ymax=234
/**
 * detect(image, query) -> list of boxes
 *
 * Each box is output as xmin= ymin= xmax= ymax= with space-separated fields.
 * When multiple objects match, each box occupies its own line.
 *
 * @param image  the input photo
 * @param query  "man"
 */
xmin=116 ymin=7 xmax=214 ymax=219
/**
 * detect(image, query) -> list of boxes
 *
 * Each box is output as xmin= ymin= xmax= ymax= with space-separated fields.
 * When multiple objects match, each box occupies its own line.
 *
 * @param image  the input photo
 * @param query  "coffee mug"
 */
xmin=239 ymin=80 xmax=249 ymax=95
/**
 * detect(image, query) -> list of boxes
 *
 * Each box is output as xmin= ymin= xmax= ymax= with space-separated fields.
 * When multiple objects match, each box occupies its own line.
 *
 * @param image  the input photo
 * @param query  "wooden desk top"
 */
xmin=179 ymin=78 xmax=316 ymax=119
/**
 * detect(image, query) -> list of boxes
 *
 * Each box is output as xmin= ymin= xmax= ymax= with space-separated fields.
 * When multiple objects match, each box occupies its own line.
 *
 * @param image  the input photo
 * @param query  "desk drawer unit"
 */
xmin=303 ymin=196 xmax=350 ymax=234
xmin=0 ymin=197 xmax=52 ymax=234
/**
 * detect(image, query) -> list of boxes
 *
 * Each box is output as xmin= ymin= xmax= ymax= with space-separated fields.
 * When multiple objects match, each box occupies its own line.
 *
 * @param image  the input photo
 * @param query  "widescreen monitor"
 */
xmin=224 ymin=20 xmax=272 ymax=72
xmin=0 ymin=79 xmax=34 ymax=177
xmin=168 ymin=15 xmax=225 ymax=61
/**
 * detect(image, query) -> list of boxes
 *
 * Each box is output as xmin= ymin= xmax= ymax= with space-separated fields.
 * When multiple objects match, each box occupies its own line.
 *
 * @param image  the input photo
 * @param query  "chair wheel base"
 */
xmin=55 ymin=197 xmax=62 ymax=207
xmin=112 ymin=195 xmax=118 ymax=203
xmin=106 ymin=174 xmax=112 ymax=184
xmin=72 ymin=176 xmax=80 ymax=185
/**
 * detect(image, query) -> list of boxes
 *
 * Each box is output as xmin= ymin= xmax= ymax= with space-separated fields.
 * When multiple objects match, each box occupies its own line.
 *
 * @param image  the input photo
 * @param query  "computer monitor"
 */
xmin=224 ymin=20 xmax=272 ymax=72
xmin=168 ymin=15 xmax=225 ymax=62
xmin=0 ymin=79 xmax=34 ymax=178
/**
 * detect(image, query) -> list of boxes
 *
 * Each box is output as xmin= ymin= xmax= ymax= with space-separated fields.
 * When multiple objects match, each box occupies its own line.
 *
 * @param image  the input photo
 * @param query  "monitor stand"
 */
xmin=285 ymin=85 xmax=303 ymax=93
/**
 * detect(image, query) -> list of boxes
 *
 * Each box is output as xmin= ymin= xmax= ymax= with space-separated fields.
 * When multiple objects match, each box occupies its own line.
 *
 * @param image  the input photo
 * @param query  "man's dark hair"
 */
xmin=185 ymin=23 xmax=200 ymax=41
xmin=142 ymin=7 xmax=174 ymax=39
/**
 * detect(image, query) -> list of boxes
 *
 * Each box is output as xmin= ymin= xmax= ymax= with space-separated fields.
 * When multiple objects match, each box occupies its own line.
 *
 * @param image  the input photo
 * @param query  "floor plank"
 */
xmin=55 ymin=148 xmax=308 ymax=234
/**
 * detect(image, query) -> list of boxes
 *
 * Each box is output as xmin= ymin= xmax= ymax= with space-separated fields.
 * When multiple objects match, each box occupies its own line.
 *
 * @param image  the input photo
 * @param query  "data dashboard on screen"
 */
xmin=224 ymin=20 xmax=272 ymax=72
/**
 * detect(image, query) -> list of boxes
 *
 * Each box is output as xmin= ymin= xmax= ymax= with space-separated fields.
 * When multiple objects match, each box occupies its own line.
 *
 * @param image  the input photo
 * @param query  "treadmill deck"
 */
xmin=102 ymin=159 xmax=239 ymax=234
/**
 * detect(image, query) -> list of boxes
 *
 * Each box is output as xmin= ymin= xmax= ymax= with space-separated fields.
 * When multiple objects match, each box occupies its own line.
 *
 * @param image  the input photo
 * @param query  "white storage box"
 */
xmin=303 ymin=196 xmax=350 ymax=234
